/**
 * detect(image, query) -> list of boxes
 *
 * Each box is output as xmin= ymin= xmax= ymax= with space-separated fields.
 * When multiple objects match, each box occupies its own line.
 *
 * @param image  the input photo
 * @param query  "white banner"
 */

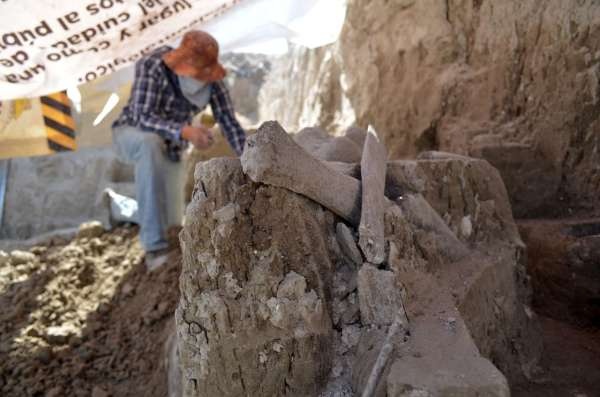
xmin=0 ymin=0 xmax=243 ymax=100
xmin=0 ymin=0 xmax=346 ymax=100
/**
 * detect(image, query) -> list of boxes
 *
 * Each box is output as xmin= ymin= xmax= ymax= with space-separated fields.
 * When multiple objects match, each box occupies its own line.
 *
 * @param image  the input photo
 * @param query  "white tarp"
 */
xmin=0 ymin=0 xmax=346 ymax=100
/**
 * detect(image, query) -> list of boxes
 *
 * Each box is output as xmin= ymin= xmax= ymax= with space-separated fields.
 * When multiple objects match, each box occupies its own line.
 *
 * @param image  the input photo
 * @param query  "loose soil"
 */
xmin=0 ymin=226 xmax=181 ymax=397
xmin=513 ymin=316 xmax=600 ymax=397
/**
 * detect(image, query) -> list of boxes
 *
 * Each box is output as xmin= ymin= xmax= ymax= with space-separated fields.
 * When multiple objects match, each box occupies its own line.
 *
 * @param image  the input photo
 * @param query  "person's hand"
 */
xmin=181 ymin=125 xmax=214 ymax=150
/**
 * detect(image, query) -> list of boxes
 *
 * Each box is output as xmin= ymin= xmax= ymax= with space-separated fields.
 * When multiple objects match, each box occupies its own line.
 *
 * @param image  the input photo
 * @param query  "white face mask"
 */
xmin=178 ymin=76 xmax=212 ymax=109
xmin=179 ymin=76 xmax=206 ymax=95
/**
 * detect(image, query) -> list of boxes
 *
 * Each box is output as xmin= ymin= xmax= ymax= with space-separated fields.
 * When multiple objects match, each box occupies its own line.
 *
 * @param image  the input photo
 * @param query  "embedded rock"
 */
xmin=77 ymin=221 xmax=105 ymax=239
xmin=177 ymin=158 xmax=340 ymax=397
xmin=357 ymin=264 xmax=407 ymax=326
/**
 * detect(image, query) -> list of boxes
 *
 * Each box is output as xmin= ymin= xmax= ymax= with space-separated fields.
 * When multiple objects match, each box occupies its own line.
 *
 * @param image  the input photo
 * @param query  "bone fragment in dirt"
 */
xmin=399 ymin=193 xmax=469 ymax=262
xmin=325 ymin=161 xmax=360 ymax=178
xmin=360 ymin=312 xmax=406 ymax=397
xmin=358 ymin=126 xmax=387 ymax=264
xmin=241 ymin=122 xmax=466 ymax=258
xmin=344 ymin=126 xmax=368 ymax=149
xmin=336 ymin=222 xmax=363 ymax=266
xmin=241 ymin=121 xmax=362 ymax=224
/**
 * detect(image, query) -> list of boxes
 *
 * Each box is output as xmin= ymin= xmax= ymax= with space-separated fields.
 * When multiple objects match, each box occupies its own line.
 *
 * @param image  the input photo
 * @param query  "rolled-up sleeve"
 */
xmin=209 ymin=81 xmax=246 ymax=155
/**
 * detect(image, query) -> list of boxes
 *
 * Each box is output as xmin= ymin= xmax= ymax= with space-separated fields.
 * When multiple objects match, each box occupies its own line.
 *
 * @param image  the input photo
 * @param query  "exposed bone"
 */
xmin=399 ymin=193 xmax=469 ymax=261
xmin=360 ymin=312 xmax=406 ymax=397
xmin=241 ymin=121 xmax=363 ymax=224
xmin=358 ymin=126 xmax=388 ymax=264
xmin=344 ymin=126 xmax=368 ymax=149
xmin=241 ymin=122 xmax=467 ymax=262
xmin=294 ymin=127 xmax=362 ymax=163
xmin=325 ymin=161 xmax=360 ymax=178
xmin=336 ymin=222 xmax=363 ymax=266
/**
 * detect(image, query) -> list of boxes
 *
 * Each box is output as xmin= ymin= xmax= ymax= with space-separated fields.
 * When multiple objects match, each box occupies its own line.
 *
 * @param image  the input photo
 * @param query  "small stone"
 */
xmin=46 ymin=324 xmax=78 ymax=345
xmin=89 ymin=237 xmax=106 ymax=250
xmin=276 ymin=272 xmax=307 ymax=300
xmin=189 ymin=322 xmax=203 ymax=335
xmin=0 ymin=250 xmax=10 ymax=266
xmin=258 ymin=351 xmax=268 ymax=365
xmin=341 ymin=325 xmax=361 ymax=350
xmin=121 ymin=282 xmax=135 ymax=296
xmin=299 ymin=290 xmax=324 ymax=327
xmin=46 ymin=386 xmax=63 ymax=397
xmin=272 ymin=342 xmax=283 ymax=353
xmin=213 ymin=203 xmax=239 ymax=223
xmin=10 ymin=250 xmax=36 ymax=265
xmin=157 ymin=301 xmax=171 ymax=317
xmin=266 ymin=298 xmax=291 ymax=329
xmin=199 ymin=253 xmax=220 ymax=279
xmin=77 ymin=221 xmax=105 ymax=239
xmin=36 ymin=346 xmax=53 ymax=364
xmin=224 ymin=272 xmax=242 ymax=298
xmin=30 ymin=246 xmax=47 ymax=255
xmin=91 ymin=386 xmax=109 ymax=397
xmin=460 ymin=216 xmax=473 ymax=238
xmin=26 ymin=327 xmax=41 ymax=338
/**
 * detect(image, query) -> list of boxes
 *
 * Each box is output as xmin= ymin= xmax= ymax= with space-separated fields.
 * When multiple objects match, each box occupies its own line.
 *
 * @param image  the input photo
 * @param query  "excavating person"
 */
xmin=112 ymin=30 xmax=246 ymax=270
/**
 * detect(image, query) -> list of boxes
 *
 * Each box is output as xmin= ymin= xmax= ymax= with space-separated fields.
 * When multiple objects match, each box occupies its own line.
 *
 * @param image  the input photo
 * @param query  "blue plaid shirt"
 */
xmin=113 ymin=46 xmax=246 ymax=161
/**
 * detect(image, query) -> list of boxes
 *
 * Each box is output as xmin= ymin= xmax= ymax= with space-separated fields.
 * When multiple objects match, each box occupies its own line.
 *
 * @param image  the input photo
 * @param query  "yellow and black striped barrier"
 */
xmin=40 ymin=91 xmax=76 ymax=152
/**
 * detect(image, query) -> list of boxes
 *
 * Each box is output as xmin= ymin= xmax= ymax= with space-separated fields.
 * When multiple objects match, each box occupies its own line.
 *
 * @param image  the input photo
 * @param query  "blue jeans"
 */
xmin=112 ymin=125 xmax=169 ymax=252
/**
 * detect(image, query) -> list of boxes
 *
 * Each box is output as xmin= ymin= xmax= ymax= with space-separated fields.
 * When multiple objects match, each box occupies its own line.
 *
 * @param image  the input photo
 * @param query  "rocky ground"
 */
xmin=0 ymin=223 xmax=181 ymax=397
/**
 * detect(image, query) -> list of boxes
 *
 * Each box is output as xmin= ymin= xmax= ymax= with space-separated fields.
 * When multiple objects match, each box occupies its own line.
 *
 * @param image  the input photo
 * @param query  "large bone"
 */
xmin=241 ymin=121 xmax=362 ymax=224
xmin=361 ymin=311 xmax=406 ymax=397
xmin=241 ymin=122 xmax=468 ymax=262
xmin=358 ymin=127 xmax=387 ymax=264
xmin=399 ymin=193 xmax=469 ymax=262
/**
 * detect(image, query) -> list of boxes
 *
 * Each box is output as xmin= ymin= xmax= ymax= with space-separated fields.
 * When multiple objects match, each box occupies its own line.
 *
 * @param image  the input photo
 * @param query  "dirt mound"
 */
xmin=0 ymin=224 xmax=181 ymax=397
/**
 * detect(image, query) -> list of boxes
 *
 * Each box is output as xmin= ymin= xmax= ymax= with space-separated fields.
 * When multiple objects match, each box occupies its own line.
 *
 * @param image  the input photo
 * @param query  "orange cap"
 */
xmin=163 ymin=30 xmax=226 ymax=82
